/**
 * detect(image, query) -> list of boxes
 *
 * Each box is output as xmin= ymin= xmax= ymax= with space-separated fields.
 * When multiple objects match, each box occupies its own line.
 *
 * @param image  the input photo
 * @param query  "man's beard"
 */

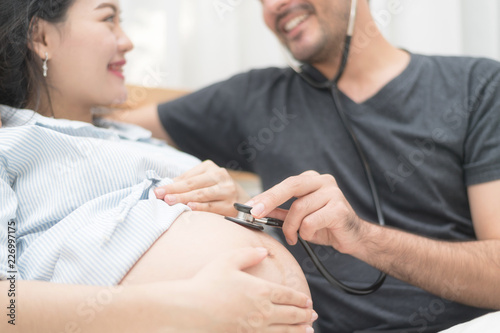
xmin=287 ymin=26 xmax=346 ymax=65
xmin=275 ymin=1 xmax=350 ymax=65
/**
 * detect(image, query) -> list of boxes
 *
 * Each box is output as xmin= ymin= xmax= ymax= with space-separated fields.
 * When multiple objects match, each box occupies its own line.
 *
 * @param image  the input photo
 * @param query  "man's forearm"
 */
xmin=353 ymin=223 xmax=500 ymax=309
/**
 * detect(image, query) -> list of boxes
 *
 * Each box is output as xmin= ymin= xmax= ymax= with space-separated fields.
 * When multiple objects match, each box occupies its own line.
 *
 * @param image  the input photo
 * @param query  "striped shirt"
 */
xmin=0 ymin=106 xmax=200 ymax=285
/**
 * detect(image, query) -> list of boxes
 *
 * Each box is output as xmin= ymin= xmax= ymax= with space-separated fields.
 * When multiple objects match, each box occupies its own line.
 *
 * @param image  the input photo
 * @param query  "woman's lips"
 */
xmin=108 ymin=60 xmax=126 ymax=79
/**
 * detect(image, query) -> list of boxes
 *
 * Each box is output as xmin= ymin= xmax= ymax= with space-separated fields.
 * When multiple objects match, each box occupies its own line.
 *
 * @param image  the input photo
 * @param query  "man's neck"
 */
xmin=340 ymin=40 xmax=410 ymax=103
xmin=312 ymin=35 xmax=410 ymax=104
xmin=310 ymin=1 xmax=411 ymax=104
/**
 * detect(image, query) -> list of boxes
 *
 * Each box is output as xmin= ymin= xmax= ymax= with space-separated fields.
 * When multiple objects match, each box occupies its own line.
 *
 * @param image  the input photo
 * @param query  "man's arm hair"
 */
xmin=352 ymin=181 xmax=500 ymax=309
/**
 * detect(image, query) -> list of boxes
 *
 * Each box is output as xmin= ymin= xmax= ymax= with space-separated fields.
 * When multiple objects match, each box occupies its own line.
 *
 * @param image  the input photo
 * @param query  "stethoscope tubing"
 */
xmin=227 ymin=0 xmax=386 ymax=295
xmin=283 ymin=0 xmax=387 ymax=295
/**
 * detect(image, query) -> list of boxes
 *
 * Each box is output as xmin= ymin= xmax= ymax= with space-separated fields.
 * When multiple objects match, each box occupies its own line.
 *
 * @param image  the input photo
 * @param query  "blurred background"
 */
xmin=120 ymin=0 xmax=500 ymax=91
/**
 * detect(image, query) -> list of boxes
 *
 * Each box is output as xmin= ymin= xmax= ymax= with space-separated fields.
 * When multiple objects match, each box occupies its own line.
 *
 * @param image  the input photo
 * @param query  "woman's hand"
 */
xmin=246 ymin=171 xmax=366 ymax=255
xmin=4 ymin=248 xmax=314 ymax=333
xmin=142 ymin=247 xmax=316 ymax=333
xmin=154 ymin=160 xmax=250 ymax=217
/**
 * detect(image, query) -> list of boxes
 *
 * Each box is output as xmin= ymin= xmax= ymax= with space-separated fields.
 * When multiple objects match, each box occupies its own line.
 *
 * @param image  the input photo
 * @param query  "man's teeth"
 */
xmin=284 ymin=14 xmax=309 ymax=33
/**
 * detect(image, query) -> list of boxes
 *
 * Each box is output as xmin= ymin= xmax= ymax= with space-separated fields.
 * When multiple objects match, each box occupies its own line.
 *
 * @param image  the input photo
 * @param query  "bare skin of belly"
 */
xmin=120 ymin=211 xmax=310 ymax=296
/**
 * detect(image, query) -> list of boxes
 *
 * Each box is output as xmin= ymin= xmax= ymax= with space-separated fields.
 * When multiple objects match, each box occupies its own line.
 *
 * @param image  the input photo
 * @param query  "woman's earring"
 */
xmin=42 ymin=52 xmax=48 ymax=77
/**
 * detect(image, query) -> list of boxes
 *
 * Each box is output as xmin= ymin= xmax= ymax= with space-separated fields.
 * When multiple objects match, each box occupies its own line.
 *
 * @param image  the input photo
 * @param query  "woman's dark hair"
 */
xmin=0 ymin=0 xmax=76 ymax=110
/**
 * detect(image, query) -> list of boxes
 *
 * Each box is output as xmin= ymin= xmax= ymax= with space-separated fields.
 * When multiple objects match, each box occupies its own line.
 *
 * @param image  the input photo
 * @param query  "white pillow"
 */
xmin=440 ymin=312 xmax=500 ymax=332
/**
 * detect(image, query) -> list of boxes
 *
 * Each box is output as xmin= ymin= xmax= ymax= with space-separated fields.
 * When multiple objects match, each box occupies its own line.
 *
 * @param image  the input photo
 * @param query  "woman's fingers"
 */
xmin=174 ymin=160 xmax=218 ymax=180
xmin=164 ymin=184 xmax=229 ymax=204
xmin=268 ymin=305 xmax=318 ymax=324
xmin=185 ymin=201 xmax=236 ymax=216
xmin=165 ymin=173 xmax=219 ymax=194
xmin=207 ymin=248 xmax=313 ymax=306
xmin=236 ymin=294 xmax=316 ymax=330
xmin=268 ymin=284 xmax=312 ymax=309
xmin=153 ymin=160 xmax=242 ymax=216
xmin=199 ymin=247 xmax=313 ymax=310
xmin=191 ymin=247 xmax=316 ymax=332
xmin=214 ymin=246 xmax=269 ymax=271
xmin=187 ymin=247 xmax=317 ymax=333
xmin=217 ymin=248 xmax=312 ymax=308
xmin=155 ymin=171 xmax=224 ymax=200
xmin=266 ymin=325 xmax=315 ymax=333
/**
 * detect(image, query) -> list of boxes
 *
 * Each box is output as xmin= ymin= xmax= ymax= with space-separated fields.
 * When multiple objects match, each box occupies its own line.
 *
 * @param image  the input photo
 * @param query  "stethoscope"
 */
xmin=225 ymin=0 xmax=387 ymax=295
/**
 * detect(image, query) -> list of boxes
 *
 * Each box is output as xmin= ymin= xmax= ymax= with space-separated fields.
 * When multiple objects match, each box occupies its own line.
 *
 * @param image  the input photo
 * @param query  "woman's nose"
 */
xmin=117 ymin=27 xmax=134 ymax=54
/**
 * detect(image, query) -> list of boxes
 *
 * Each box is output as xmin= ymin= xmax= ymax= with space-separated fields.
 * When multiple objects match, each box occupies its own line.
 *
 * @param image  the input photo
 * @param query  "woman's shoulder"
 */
xmin=0 ymin=105 xmax=153 ymax=143
xmin=0 ymin=105 xmax=38 ymax=128
xmin=0 ymin=106 xmax=66 ymax=146
xmin=0 ymin=106 xmax=39 ymax=147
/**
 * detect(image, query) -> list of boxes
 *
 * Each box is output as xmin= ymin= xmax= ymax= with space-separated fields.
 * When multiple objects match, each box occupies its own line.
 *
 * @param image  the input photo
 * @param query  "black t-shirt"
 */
xmin=158 ymin=53 xmax=500 ymax=332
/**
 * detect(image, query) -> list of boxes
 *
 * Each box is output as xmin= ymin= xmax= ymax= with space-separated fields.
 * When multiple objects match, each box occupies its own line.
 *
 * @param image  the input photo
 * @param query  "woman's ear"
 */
xmin=29 ymin=18 xmax=56 ymax=60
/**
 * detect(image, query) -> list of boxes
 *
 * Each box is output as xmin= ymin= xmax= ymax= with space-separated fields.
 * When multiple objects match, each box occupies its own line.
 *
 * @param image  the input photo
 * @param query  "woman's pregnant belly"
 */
xmin=120 ymin=211 xmax=310 ymax=296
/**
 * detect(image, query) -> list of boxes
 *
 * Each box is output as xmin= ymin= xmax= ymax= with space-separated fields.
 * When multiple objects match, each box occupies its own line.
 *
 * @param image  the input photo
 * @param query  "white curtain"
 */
xmin=371 ymin=0 xmax=500 ymax=59
xmin=121 ymin=0 xmax=283 ymax=90
xmin=121 ymin=0 xmax=500 ymax=91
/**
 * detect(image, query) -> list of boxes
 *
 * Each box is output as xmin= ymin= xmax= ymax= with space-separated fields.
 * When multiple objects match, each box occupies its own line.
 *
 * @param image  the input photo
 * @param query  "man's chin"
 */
xmin=286 ymin=40 xmax=323 ymax=64
xmin=289 ymin=49 xmax=319 ymax=64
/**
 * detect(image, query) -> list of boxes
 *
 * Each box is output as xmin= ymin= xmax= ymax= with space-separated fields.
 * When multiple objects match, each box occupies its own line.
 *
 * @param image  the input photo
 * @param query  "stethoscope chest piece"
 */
xmin=225 ymin=202 xmax=386 ymax=295
xmin=225 ymin=203 xmax=264 ymax=231
xmin=224 ymin=203 xmax=284 ymax=231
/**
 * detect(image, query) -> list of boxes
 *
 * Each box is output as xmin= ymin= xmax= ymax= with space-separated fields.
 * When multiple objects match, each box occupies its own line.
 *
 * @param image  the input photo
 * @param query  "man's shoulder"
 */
xmin=224 ymin=66 xmax=294 ymax=87
xmin=236 ymin=66 xmax=292 ymax=78
xmin=416 ymin=53 xmax=500 ymax=76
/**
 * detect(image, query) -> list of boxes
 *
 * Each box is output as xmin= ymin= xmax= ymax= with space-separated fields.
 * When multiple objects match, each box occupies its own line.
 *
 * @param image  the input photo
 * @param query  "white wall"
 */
xmin=121 ymin=0 xmax=283 ymax=90
xmin=372 ymin=0 xmax=500 ymax=59
xmin=120 ymin=0 xmax=500 ymax=91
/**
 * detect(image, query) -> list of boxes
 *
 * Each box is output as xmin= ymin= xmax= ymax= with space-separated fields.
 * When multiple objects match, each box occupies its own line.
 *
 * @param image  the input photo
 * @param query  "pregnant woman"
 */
xmin=0 ymin=0 xmax=314 ymax=332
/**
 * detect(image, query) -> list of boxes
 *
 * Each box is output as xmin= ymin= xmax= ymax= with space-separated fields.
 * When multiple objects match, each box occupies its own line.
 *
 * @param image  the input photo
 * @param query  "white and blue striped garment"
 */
xmin=0 ymin=106 xmax=201 ymax=285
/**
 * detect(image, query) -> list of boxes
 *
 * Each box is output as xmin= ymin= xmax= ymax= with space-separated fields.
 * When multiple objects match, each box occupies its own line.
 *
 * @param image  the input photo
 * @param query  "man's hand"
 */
xmin=248 ymin=172 xmax=500 ymax=309
xmin=246 ymin=170 xmax=365 ymax=254
xmin=154 ymin=160 xmax=250 ymax=217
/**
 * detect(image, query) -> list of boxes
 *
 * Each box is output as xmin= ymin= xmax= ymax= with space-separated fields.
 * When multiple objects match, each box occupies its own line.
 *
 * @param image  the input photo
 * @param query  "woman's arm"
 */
xmin=111 ymin=104 xmax=173 ymax=144
xmin=1 ymin=248 xmax=315 ymax=333
xmin=1 ymin=279 xmax=163 ymax=333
